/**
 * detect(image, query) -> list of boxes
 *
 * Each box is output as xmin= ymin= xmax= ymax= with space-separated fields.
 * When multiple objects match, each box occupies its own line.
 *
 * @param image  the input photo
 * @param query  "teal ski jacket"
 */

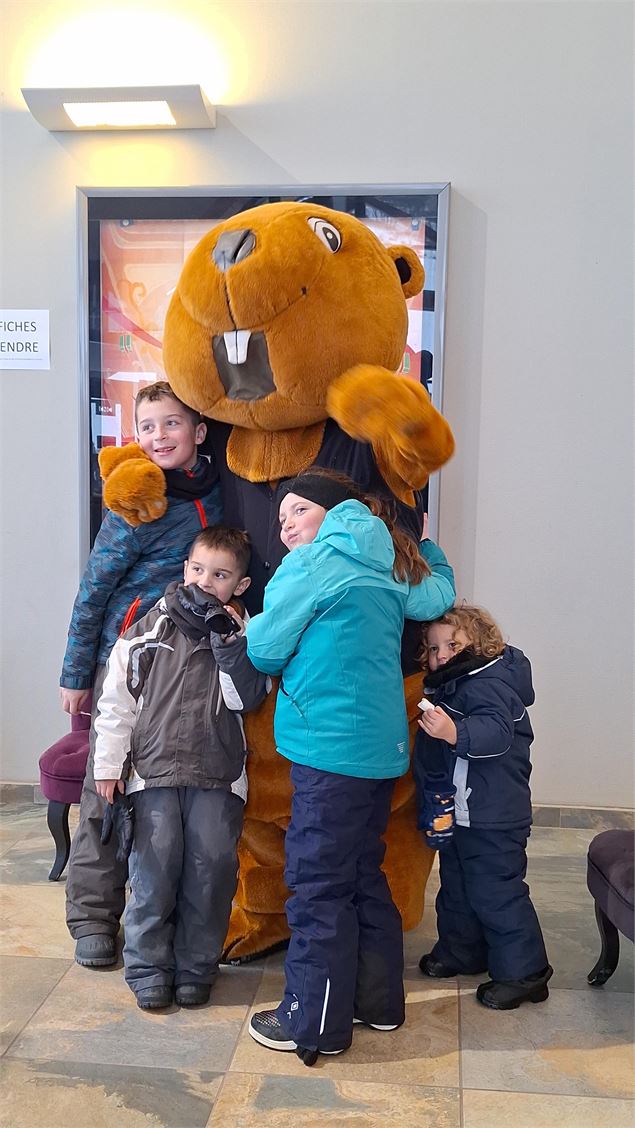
xmin=246 ymin=500 xmax=455 ymax=779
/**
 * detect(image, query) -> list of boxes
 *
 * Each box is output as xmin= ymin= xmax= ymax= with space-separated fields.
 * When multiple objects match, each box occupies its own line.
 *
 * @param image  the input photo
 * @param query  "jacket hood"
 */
xmin=313 ymin=499 xmax=395 ymax=573
xmin=426 ymin=644 xmax=534 ymax=707
xmin=471 ymin=645 xmax=535 ymax=707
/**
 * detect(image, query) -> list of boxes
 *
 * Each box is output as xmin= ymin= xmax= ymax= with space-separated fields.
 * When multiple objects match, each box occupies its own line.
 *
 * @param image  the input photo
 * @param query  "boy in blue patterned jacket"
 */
xmin=60 ymin=381 xmax=222 ymax=968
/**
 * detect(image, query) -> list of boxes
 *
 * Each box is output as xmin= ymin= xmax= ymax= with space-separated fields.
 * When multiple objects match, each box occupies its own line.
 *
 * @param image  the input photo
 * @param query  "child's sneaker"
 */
xmin=249 ymin=1009 xmax=297 ymax=1051
xmin=476 ymin=965 xmax=553 ymax=1010
xmin=353 ymin=1017 xmax=401 ymax=1031
xmin=249 ymin=1009 xmax=345 ymax=1067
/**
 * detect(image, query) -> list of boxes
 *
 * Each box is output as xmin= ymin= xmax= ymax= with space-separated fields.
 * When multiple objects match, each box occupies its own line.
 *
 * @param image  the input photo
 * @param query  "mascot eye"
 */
xmin=307 ymin=218 xmax=342 ymax=253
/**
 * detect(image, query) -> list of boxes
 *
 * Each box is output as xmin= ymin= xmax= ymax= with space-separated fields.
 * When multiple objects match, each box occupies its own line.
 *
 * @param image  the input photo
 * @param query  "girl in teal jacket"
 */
xmin=245 ymin=468 xmax=455 ymax=1066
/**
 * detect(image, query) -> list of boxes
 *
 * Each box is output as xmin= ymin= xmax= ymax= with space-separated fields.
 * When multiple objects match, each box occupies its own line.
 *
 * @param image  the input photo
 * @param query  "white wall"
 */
xmin=1 ymin=0 xmax=632 ymax=806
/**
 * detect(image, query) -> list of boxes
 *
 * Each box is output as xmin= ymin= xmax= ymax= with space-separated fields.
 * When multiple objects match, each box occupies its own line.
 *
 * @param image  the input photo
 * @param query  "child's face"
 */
xmin=426 ymin=624 xmax=471 ymax=671
xmin=279 ymin=492 xmax=327 ymax=550
xmin=136 ymin=395 xmax=206 ymax=471
xmin=184 ymin=545 xmax=250 ymax=604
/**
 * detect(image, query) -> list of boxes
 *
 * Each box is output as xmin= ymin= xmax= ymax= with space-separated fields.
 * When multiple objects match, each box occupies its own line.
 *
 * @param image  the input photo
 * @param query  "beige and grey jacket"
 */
xmin=93 ymin=582 xmax=267 ymax=803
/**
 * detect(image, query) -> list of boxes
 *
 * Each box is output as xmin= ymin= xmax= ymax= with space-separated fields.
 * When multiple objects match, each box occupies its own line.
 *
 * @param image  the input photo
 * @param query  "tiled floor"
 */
xmin=1 ymin=799 xmax=633 ymax=1127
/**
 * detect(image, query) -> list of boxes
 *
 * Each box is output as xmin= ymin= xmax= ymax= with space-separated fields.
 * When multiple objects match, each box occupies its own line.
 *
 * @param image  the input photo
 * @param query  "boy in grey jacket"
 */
xmin=93 ymin=526 xmax=267 ymax=1011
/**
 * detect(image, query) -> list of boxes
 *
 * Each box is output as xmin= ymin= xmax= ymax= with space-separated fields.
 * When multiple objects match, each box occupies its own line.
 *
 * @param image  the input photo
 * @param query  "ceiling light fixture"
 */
xmin=21 ymin=84 xmax=216 ymax=131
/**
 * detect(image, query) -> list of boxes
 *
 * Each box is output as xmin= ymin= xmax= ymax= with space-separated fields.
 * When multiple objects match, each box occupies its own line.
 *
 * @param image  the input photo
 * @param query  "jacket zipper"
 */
xmin=184 ymin=467 xmax=208 ymax=529
xmin=119 ymin=596 xmax=141 ymax=636
xmin=119 ymin=471 xmax=207 ymax=640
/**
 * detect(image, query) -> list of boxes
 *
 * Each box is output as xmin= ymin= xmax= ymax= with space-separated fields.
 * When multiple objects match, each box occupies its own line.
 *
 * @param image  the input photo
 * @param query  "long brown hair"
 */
xmin=289 ymin=467 xmax=430 ymax=584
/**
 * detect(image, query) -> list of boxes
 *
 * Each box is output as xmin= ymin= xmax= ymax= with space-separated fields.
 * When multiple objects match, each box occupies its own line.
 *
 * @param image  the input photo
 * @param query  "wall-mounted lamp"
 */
xmin=21 ymin=84 xmax=216 ymax=131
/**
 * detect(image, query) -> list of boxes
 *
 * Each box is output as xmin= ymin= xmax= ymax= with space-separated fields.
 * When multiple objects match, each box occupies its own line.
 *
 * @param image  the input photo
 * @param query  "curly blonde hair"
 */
xmin=419 ymin=605 xmax=505 ymax=674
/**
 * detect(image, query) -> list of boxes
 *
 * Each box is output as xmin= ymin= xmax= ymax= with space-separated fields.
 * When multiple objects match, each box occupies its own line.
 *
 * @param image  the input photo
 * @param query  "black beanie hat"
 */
xmin=279 ymin=472 xmax=361 ymax=512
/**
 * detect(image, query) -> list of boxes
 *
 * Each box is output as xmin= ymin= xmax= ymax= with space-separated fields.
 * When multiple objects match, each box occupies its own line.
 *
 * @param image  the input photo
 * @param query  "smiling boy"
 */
xmin=135 ymin=386 xmax=206 ymax=471
xmin=60 ymin=381 xmax=223 ymax=968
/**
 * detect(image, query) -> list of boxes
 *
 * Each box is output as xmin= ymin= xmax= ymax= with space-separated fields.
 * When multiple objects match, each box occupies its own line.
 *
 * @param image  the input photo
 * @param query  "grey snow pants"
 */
xmin=124 ymin=786 xmax=244 ymax=994
xmin=65 ymin=665 xmax=128 ymax=940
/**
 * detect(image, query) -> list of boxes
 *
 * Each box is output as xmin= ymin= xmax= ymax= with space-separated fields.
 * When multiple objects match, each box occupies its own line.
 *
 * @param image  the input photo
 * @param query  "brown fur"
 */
xmin=101 ymin=201 xmax=454 ymax=960
xmin=99 ymin=445 xmax=167 ymax=527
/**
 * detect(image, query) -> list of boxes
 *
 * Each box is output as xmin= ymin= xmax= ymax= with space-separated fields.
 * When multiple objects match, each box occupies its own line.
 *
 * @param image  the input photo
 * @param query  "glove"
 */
xmin=418 ymin=773 xmax=456 ymax=849
xmin=99 ymin=444 xmax=167 ymax=527
xmin=100 ymin=791 xmax=135 ymax=863
xmin=327 ymin=365 xmax=455 ymax=504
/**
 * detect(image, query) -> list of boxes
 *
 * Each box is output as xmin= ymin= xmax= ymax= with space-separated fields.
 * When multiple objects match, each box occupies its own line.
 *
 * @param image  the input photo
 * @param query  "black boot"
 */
xmin=136 ymin=985 xmax=174 ymax=1010
xmin=175 ymin=983 xmax=211 ymax=1007
xmin=74 ymin=935 xmax=117 ymax=967
xmin=419 ymin=952 xmax=487 ymax=978
xmin=476 ymin=965 xmax=553 ymax=1010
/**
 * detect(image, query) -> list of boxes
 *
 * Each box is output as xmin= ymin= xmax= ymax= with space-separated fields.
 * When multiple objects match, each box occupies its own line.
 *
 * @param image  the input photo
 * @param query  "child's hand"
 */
xmin=220 ymin=605 xmax=246 ymax=642
xmin=418 ymin=706 xmax=457 ymax=745
xmin=60 ymin=687 xmax=91 ymax=715
xmin=95 ymin=779 xmax=124 ymax=804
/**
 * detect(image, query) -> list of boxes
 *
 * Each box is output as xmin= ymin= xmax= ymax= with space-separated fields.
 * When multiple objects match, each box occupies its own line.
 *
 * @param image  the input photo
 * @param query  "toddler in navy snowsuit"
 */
xmin=413 ymin=605 xmax=552 ymax=1010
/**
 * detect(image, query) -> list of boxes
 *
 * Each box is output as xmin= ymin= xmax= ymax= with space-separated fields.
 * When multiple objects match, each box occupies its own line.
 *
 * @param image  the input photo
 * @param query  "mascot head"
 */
xmin=163 ymin=201 xmax=424 ymax=433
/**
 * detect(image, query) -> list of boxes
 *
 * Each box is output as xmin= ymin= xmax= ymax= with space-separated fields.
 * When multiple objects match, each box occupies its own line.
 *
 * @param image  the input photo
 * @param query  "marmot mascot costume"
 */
xmin=100 ymin=202 xmax=455 ymax=961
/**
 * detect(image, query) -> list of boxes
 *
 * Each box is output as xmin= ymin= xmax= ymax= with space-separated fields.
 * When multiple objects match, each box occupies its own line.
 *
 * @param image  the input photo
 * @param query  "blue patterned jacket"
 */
xmin=60 ymin=460 xmax=222 ymax=690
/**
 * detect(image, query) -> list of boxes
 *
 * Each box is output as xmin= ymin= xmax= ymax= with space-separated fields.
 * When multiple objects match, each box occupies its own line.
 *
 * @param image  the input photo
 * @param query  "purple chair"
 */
xmin=587 ymin=829 xmax=634 ymax=986
xmin=39 ymin=703 xmax=91 ymax=881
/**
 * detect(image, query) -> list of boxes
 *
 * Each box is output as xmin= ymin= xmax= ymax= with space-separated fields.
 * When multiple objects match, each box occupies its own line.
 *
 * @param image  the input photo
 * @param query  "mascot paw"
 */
xmin=99 ymin=444 xmax=168 ymax=527
xmin=221 ymin=906 xmax=290 ymax=964
xmin=328 ymin=365 xmax=455 ymax=503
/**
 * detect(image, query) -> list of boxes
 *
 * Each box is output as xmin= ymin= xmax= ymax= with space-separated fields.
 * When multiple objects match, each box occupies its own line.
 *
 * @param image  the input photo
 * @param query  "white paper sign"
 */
xmin=0 ymin=310 xmax=50 ymax=370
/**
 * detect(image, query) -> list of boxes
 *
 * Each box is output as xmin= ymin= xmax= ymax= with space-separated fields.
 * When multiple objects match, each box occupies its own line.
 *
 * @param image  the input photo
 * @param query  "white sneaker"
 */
xmin=353 ymin=1017 xmax=400 ymax=1031
xmin=249 ymin=1009 xmax=296 ymax=1051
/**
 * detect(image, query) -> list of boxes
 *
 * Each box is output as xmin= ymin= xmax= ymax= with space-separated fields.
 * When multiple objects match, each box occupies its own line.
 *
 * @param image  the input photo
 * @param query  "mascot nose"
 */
xmin=212 ymin=229 xmax=256 ymax=272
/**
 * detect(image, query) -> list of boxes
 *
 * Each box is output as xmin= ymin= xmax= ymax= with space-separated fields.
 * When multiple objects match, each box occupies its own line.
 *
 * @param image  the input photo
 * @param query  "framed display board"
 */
xmin=79 ymin=184 xmax=450 ymax=548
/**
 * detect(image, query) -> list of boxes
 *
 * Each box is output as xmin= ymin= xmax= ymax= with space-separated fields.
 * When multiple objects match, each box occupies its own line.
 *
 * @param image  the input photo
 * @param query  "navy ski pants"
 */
xmin=276 ymin=763 xmax=405 ymax=1053
xmin=432 ymin=825 xmax=548 ymax=981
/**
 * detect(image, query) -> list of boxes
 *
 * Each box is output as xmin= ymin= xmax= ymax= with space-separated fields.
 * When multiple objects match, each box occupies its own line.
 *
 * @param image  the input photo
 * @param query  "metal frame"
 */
xmin=76 ymin=182 xmax=450 ymax=561
xmin=76 ymin=190 xmax=91 ymax=568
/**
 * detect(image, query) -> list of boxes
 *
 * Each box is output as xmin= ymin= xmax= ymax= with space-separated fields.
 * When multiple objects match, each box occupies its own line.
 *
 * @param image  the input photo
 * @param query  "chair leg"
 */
xmin=587 ymin=902 xmax=620 ymax=986
xmin=46 ymin=800 xmax=71 ymax=881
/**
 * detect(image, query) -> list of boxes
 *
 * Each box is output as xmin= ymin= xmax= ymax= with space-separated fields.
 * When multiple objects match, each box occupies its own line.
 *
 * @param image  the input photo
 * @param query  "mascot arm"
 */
xmin=327 ymin=365 xmax=455 ymax=506
xmin=98 ymin=444 xmax=168 ymax=527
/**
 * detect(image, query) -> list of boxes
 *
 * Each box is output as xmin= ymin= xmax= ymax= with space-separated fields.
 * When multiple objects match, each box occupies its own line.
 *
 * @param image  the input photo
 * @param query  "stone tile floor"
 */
xmin=1 ymin=799 xmax=633 ymax=1127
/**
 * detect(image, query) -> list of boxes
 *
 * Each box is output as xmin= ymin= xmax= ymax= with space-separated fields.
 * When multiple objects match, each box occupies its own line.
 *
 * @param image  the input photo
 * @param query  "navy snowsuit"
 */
xmin=413 ymin=646 xmax=549 ymax=981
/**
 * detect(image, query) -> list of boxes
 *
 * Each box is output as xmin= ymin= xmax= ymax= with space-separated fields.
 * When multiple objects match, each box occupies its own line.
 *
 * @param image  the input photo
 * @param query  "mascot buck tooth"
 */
xmin=100 ymin=201 xmax=455 ymax=961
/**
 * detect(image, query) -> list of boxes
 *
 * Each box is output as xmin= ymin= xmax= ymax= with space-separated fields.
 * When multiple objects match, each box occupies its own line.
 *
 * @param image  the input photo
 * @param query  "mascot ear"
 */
xmin=387 ymin=245 xmax=425 ymax=299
